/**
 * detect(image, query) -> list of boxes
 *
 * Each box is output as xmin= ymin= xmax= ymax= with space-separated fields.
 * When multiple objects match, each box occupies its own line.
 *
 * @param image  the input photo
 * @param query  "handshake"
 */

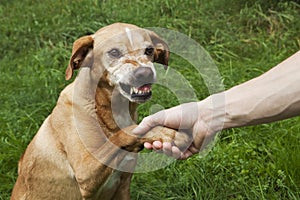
xmin=133 ymin=101 xmax=222 ymax=160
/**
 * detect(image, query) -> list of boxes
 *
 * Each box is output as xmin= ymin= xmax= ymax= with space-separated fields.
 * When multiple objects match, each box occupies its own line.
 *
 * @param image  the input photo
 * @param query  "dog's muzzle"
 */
xmin=120 ymin=67 xmax=155 ymax=103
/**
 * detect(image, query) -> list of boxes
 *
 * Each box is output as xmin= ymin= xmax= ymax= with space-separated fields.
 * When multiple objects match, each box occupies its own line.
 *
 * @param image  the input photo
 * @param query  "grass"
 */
xmin=1 ymin=0 xmax=300 ymax=199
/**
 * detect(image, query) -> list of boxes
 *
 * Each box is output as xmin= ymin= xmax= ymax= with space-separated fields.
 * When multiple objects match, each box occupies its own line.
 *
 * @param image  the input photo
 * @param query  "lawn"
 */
xmin=1 ymin=0 xmax=299 ymax=199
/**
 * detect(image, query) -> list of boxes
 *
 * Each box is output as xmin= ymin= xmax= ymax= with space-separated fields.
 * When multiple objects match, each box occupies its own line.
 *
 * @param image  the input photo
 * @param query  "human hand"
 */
xmin=133 ymin=102 xmax=219 ymax=159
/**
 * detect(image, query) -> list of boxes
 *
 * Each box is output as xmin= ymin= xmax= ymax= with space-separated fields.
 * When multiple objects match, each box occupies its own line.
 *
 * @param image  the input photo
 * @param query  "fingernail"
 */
xmin=153 ymin=141 xmax=163 ymax=149
xmin=144 ymin=142 xmax=152 ymax=149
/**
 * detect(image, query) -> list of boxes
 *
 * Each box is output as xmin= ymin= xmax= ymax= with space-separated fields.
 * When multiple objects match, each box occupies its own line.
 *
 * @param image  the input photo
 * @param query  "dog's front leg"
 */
xmin=67 ymin=135 xmax=138 ymax=199
xmin=70 ymin=144 xmax=132 ymax=199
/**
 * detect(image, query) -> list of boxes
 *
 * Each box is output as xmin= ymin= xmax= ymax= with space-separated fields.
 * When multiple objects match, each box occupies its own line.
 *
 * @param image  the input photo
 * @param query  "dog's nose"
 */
xmin=133 ymin=67 xmax=155 ymax=86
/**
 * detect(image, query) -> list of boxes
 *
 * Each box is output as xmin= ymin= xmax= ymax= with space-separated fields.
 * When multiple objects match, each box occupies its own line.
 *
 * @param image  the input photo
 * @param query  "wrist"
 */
xmin=197 ymin=93 xmax=227 ymax=133
xmin=198 ymin=90 xmax=251 ymax=132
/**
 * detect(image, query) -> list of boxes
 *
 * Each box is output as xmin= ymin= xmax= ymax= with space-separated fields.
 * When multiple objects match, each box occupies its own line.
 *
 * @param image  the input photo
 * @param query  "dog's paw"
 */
xmin=110 ymin=125 xmax=191 ymax=152
xmin=142 ymin=126 xmax=191 ymax=151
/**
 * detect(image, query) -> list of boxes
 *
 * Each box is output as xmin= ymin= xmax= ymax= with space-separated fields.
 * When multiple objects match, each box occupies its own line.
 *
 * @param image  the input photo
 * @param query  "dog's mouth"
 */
xmin=120 ymin=83 xmax=152 ymax=103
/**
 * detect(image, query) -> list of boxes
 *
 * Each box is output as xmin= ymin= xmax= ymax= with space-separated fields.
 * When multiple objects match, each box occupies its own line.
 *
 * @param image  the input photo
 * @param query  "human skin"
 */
xmin=133 ymin=50 xmax=300 ymax=159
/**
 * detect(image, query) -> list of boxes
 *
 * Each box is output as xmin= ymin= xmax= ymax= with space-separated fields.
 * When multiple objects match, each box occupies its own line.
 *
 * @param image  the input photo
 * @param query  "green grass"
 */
xmin=1 ymin=0 xmax=300 ymax=199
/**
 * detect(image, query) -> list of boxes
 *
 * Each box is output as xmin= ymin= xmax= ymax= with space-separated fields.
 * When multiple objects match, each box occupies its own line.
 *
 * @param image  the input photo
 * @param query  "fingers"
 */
xmin=144 ymin=141 xmax=163 ymax=150
xmin=143 ymin=141 xmax=194 ymax=160
xmin=153 ymin=141 xmax=163 ymax=149
xmin=171 ymin=146 xmax=183 ymax=159
xmin=144 ymin=142 xmax=153 ymax=149
xmin=179 ymin=150 xmax=193 ymax=160
xmin=162 ymin=142 xmax=172 ymax=157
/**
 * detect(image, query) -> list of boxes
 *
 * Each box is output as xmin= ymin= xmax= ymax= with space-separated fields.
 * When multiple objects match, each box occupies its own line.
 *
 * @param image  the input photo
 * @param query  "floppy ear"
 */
xmin=148 ymin=31 xmax=170 ymax=69
xmin=65 ymin=35 xmax=94 ymax=80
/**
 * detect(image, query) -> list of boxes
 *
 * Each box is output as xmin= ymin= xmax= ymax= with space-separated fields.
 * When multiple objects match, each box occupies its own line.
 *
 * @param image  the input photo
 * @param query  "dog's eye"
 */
xmin=108 ymin=49 xmax=122 ymax=58
xmin=145 ymin=47 xmax=154 ymax=56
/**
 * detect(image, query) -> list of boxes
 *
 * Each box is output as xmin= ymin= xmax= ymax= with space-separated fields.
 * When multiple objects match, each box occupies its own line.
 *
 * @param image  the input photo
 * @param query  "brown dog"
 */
xmin=11 ymin=23 xmax=189 ymax=200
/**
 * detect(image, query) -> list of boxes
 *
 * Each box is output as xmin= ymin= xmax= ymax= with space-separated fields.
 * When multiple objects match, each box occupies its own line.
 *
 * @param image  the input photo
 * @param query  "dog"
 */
xmin=11 ymin=23 xmax=189 ymax=200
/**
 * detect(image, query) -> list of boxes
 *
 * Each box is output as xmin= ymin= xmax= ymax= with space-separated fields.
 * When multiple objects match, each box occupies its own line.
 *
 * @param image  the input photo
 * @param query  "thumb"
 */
xmin=132 ymin=115 xmax=162 ymax=135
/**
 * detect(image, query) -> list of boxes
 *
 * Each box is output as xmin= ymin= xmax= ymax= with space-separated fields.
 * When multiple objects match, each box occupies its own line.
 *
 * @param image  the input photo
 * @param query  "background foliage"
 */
xmin=0 ymin=0 xmax=299 ymax=199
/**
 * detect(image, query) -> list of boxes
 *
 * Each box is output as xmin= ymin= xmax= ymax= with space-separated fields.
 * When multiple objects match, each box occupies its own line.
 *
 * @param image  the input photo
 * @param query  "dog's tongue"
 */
xmin=138 ymin=84 xmax=151 ymax=92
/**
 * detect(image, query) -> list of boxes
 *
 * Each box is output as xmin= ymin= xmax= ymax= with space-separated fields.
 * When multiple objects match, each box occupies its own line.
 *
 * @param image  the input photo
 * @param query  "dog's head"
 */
xmin=65 ymin=23 xmax=169 ymax=103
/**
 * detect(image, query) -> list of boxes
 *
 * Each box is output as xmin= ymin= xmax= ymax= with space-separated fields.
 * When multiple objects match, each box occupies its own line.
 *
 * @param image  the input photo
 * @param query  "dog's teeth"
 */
xmin=130 ymin=86 xmax=151 ymax=96
xmin=132 ymin=87 xmax=137 ymax=94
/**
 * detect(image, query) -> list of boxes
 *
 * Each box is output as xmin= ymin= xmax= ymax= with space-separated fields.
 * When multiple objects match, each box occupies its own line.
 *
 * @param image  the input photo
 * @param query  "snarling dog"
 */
xmin=11 ymin=23 xmax=189 ymax=200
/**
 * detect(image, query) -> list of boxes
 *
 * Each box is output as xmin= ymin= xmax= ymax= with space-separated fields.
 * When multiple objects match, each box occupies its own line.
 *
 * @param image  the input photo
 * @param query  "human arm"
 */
xmin=133 ymin=50 xmax=300 ymax=159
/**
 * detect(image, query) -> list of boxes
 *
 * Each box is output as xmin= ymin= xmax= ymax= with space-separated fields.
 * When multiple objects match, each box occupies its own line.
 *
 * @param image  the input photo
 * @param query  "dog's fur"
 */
xmin=11 ymin=23 xmax=189 ymax=200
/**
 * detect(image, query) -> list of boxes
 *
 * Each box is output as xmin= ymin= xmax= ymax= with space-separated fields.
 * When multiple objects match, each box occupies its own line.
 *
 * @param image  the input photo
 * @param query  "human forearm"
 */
xmin=204 ymin=51 xmax=300 ymax=131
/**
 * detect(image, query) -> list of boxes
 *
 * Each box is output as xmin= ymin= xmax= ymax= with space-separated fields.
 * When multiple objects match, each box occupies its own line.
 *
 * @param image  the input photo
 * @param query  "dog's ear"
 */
xmin=65 ymin=35 xmax=94 ymax=80
xmin=149 ymin=31 xmax=170 ymax=69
